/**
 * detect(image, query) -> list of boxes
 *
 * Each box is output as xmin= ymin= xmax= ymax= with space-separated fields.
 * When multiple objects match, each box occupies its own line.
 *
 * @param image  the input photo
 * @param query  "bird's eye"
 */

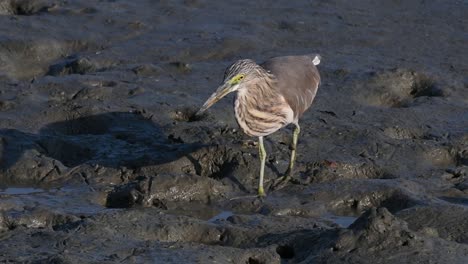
xmin=228 ymin=74 xmax=245 ymax=85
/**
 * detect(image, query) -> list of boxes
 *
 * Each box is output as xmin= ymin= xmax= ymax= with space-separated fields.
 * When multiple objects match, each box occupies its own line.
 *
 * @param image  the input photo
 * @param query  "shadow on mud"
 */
xmin=0 ymin=111 xmax=204 ymax=172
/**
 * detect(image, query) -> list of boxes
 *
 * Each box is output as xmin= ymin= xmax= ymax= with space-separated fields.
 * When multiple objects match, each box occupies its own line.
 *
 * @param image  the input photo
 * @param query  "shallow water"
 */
xmin=207 ymin=210 xmax=234 ymax=223
xmin=323 ymin=214 xmax=358 ymax=228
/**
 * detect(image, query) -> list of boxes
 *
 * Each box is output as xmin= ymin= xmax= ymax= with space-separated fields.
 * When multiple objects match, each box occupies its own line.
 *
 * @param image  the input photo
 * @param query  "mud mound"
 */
xmin=47 ymin=57 xmax=97 ymax=76
xmin=355 ymin=69 xmax=443 ymax=107
xmin=342 ymin=207 xmax=414 ymax=247
xmin=0 ymin=38 xmax=91 ymax=80
xmin=295 ymin=208 xmax=468 ymax=263
xmin=321 ymin=207 xmax=468 ymax=263
xmin=398 ymin=205 xmax=468 ymax=244
xmin=106 ymin=174 xmax=230 ymax=208
xmin=294 ymin=179 xmax=424 ymax=217
xmin=132 ymin=64 xmax=164 ymax=77
xmin=0 ymin=207 xmax=80 ymax=232
xmin=301 ymin=159 xmax=392 ymax=184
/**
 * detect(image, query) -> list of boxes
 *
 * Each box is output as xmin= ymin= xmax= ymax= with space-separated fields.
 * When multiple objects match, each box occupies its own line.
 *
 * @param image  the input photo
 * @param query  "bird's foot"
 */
xmin=258 ymin=186 xmax=266 ymax=197
xmin=269 ymin=175 xmax=291 ymax=191
xmin=269 ymin=171 xmax=300 ymax=191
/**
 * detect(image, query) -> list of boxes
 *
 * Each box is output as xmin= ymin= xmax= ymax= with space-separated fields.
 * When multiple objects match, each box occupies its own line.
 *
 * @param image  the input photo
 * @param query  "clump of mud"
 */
xmin=172 ymin=107 xmax=206 ymax=122
xmin=47 ymin=56 xmax=97 ymax=76
xmin=355 ymin=69 xmax=443 ymax=107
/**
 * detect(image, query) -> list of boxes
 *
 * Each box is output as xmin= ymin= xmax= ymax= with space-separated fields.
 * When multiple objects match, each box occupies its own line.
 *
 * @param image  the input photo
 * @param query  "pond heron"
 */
xmin=197 ymin=54 xmax=321 ymax=196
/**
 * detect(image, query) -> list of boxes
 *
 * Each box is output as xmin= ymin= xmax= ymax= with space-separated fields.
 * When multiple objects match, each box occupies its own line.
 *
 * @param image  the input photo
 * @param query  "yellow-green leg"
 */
xmin=258 ymin=136 xmax=266 ymax=197
xmin=271 ymin=123 xmax=300 ymax=190
xmin=286 ymin=123 xmax=300 ymax=177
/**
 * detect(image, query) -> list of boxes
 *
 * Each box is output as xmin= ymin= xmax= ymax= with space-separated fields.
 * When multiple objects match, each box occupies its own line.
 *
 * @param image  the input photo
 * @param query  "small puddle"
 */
xmin=323 ymin=214 xmax=358 ymax=228
xmin=207 ymin=211 xmax=234 ymax=223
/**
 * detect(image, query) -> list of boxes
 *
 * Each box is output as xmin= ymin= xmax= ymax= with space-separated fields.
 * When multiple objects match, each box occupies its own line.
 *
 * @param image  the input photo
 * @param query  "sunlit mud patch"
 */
xmin=172 ymin=107 xmax=207 ymax=122
xmin=355 ymin=69 xmax=443 ymax=108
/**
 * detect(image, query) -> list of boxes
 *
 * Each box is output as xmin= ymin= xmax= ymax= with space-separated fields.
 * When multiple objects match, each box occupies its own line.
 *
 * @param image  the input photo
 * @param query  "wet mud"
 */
xmin=0 ymin=0 xmax=467 ymax=263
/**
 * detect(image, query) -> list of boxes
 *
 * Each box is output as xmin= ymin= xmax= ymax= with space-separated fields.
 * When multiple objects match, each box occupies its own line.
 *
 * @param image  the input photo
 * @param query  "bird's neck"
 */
xmin=233 ymin=77 xmax=291 ymax=137
xmin=234 ymin=77 xmax=283 ymax=123
xmin=236 ymin=77 xmax=279 ymax=107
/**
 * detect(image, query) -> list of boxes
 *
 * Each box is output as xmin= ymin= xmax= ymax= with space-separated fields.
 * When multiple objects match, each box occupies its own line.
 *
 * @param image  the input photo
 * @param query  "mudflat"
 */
xmin=0 ymin=0 xmax=467 ymax=263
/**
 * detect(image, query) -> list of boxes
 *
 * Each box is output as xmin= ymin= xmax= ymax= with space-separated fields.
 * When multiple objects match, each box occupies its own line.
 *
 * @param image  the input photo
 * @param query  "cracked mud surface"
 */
xmin=0 ymin=0 xmax=467 ymax=263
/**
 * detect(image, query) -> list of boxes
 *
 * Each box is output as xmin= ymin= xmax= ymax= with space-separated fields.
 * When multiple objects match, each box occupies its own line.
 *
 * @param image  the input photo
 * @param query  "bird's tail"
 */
xmin=312 ymin=54 xmax=321 ymax=66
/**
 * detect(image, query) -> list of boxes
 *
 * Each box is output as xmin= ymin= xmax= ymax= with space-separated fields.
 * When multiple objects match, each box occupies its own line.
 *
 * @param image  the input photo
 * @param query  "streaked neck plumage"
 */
xmin=233 ymin=72 xmax=294 ymax=137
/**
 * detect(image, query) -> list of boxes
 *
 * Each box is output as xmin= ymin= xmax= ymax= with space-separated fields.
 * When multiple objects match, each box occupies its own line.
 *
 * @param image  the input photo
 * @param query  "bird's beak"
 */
xmin=196 ymin=82 xmax=233 ymax=115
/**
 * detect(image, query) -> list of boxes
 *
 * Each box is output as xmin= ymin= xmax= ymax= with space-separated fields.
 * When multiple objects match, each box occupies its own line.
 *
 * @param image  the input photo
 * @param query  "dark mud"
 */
xmin=1 ymin=0 xmax=467 ymax=263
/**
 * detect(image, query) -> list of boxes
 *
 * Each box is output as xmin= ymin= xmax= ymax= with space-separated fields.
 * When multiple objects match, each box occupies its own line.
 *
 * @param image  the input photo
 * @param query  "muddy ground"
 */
xmin=0 ymin=0 xmax=467 ymax=263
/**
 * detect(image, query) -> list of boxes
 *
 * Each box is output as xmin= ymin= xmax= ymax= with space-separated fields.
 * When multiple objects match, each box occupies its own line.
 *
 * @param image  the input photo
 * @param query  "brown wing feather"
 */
xmin=260 ymin=55 xmax=320 ymax=120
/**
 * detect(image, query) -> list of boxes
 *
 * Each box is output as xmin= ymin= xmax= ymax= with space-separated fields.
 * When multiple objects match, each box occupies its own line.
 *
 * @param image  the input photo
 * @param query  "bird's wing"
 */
xmin=261 ymin=55 xmax=321 ymax=120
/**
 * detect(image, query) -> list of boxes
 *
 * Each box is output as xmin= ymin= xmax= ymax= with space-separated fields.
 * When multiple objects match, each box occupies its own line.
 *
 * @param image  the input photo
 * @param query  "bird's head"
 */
xmin=197 ymin=59 xmax=261 ymax=115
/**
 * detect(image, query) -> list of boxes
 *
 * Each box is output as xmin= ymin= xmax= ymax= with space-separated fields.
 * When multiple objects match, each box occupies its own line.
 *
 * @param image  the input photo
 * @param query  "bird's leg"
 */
xmin=285 ymin=123 xmax=300 ymax=177
xmin=270 ymin=124 xmax=300 ymax=190
xmin=258 ymin=136 xmax=267 ymax=197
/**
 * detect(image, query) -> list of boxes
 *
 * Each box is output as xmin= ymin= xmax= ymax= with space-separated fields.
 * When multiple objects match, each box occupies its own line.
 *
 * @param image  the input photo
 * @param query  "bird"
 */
xmin=196 ymin=54 xmax=321 ymax=197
